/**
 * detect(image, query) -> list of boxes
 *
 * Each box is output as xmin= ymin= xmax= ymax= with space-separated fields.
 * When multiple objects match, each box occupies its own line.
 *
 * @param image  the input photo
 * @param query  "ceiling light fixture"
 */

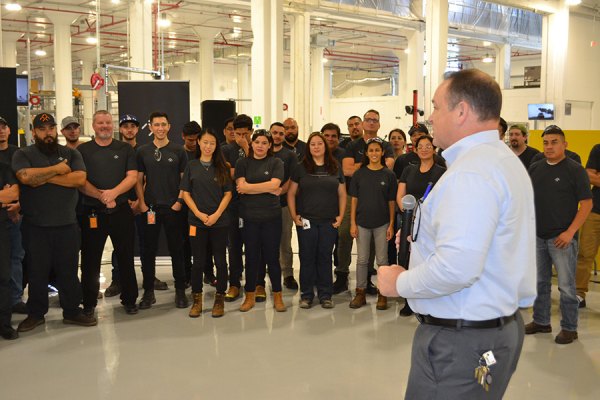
xmin=158 ymin=14 xmax=171 ymax=28
xmin=5 ymin=3 xmax=22 ymax=11
xmin=231 ymin=15 xmax=243 ymax=23
xmin=482 ymin=54 xmax=493 ymax=63
xmin=566 ymin=0 xmax=582 ymax=5
xmin=35 ymin=49 xmax=47 ymax=56
xmin=111 ymin=0 xmax=121 ymax=4
xmin=22 ymin=70 xmax=28 ymax=75
xmin=86 ymin=36 xmax=98 ymax=44
xmin=482 ymin=41 xmax=491 ymax=47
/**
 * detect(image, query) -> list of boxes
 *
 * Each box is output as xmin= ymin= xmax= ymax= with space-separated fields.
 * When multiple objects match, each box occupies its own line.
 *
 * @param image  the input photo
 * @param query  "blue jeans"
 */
xmin=8 ymin=218 xmax=24 ymax=305
xmin=533 ymin=237 xmax=578 ymax=331
xmin=297 ymin=221 xmax=337 ymax=301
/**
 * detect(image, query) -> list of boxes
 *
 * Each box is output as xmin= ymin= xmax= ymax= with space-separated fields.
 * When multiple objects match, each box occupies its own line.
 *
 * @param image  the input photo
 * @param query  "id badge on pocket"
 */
xmin=89 ymin=212 xmax=98 ymax=229
xmin=301 ymin=218 xmax=311 ymax=230
xmin=147 ymin=208 xmax=156 ymax=225
xmin=239 ymin=217 xmax=244 ymax=229
xmin=189 ymin=225 xmax=197 ymax=237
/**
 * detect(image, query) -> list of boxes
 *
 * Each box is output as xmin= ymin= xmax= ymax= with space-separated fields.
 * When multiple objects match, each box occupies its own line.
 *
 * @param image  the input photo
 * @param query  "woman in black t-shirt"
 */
xmin=288 ymin=133 xmax=346 ymax=309
xmin=181 ymin=130 xmax=232 ymax=318
xmin=234 ymin=130 xmax=286 ymax=312
xmin=349 ymin=138 xmax=397 ymax=310
xmin=396 ymin=135 xmax=446 ymax=316
xmin=389 ymin=129 xmax=406 ymax=159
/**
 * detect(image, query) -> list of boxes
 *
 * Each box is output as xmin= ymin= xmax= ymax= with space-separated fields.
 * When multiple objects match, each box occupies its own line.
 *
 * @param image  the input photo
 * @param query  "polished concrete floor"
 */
xmin=2 ymin=253 xmax=600 ymax=400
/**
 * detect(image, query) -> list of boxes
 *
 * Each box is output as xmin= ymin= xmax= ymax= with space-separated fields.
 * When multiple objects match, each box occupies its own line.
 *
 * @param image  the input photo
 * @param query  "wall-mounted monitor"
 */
xmin=528 ymin=103 xmax=554 ymax=120
xmin=16 ymin=75 xmax=28 ymax=106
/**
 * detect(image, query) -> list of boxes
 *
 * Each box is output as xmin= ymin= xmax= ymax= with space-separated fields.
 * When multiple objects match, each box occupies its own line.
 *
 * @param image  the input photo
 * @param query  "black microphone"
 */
xmin=398 ymin=194 xmax=417 ymax=267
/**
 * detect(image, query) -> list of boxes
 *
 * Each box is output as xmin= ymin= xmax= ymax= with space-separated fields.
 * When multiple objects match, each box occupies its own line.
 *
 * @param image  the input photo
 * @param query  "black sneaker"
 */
xmin=11 ymin=301 xmax=28 ymax=315
xmin=154 ymin=278 xmax=168 ymax=291
xmin=83 ymin=307 xmax=95 ymax=317
xmin=139 ymin=290 xmax=156 ymax=309
xmin=63 ymin=313 xmax=97 ymax=327
xmin=104 ymin=281 xmax=121 ymax=298
xmin=332 ymin=273 xmax=349 ymax=295
xmin=1 ymin=325 xmax=18 ymax=340
xmin=399 ymin=302 xmax=413 ymax=317
xmin=283 ymin=276 xmax=299 ymax=290
xmin=123 ymin=303 xmax=138 ymax=315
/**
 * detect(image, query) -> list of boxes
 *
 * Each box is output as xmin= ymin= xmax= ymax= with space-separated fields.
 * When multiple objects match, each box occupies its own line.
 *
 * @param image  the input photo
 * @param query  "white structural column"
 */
xmin=495 ymin=43 xmax=511 ymax=89
xmin=424 ymin=0 xmax=448 ymax=117
xmin=251 ymin=0 xmax=283 ymax=128
xmin=289 ymin=11 xmax=310 ymax=137
xmin=402 ymin=30 xmax=425 ymax=124
xmin=129 ymin=0 xmax=153 ymax=79
xmin=192 ymin=27 xmax=219 ymax=103
xmin=46 ymin=11 xmax=77 ymax=121
xmin=310 ymin=46 xmax=325 ymax=132
xmin=80 ymin=59 xmax=95 ymax=136
xmin=180 ymin=63 xmax=201 ymax=122
xmin=237 ymin=60 xmax=251 ymax=116
xmin=42 ymin=66 xmax=54 ymax=91
xmin=541 ymin=2 xmax=569 ymax=127
xmin=2 ymin=32 xmax=22 ymax=67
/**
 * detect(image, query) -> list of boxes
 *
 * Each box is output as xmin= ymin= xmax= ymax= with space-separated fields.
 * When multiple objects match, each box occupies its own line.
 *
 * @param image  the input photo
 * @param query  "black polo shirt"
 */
xmin=180 ymin=160 xmax=232 ymax=229
xmin=0 ymin=144 xmax=18 ymax=167
xmin=587 ymin=144 xmax=600 ymax=214
xmin=530 ymin=149 xmax=581 ymax=165
xmin=529 ymin=157 xmax=592 ymax=239
xmin=291 ymin=163 xmax=344 ymax=222
xmin=12 ymin=144 xmax=85 ymax=226
xmin=283 ymin=140 xmax=307 ymax=161
xmin=137 ymin=141 xmax=187 ymax=207
xmin=393 ymin=151 xmax=447 ymax=180
xmin=518 ymin=146 xmax=542 ymax=169
xmin=234 ymin=156 xmax=284 ymax=222
xmin=331 ymin=147 xmax=346 ymax=167
xmin=0 ymin=163 xmax=17 ymax=222
xmin=273 ymin=146 xmax=297 ymax=208
xmin=349 ymin=167 xmax=397 ymax=229
xmin=78 ymin=139 xmax=137 ymax=209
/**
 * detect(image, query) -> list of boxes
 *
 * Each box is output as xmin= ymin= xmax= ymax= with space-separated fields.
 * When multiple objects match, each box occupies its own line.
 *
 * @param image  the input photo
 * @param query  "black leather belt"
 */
xmin=415 ymin=313 xmax=516 ymax=329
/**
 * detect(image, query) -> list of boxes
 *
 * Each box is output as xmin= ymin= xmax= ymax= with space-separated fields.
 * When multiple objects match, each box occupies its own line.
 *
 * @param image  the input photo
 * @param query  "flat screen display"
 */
xmin=16 ymin=75 xmax=28 ymax=106
xmin=528 ymin=103 xmax=554 ymax=120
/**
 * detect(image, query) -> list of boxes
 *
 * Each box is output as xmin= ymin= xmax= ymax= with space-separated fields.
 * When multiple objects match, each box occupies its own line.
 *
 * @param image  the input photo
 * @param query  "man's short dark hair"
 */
xmin=270 ymin=122 xmax=284 ymax=130
xmin=321 ymin=122 xmax=341 ymax=137
xmin=182 ymin=121 xmax=202 ymax=136
xmin=149 ymin=111 xmax=169 ymax=124
xmin=233 ymin=114 xmax=253 ymax=130
xmin=499 ymin=117 xmax=508 ymax=135
xmin=347 ymin=115 xmax=362 ymax=122
xmin=224 ymin=117 xmax=235 ymax=126
xmin=444 ymin=69 xmax=501 ymax=122
xmin=363 ymin=109 xmax=380 ymax=118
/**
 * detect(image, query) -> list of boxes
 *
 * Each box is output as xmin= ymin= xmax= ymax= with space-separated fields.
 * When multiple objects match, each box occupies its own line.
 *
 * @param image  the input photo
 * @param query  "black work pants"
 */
xmin=0 ymin=222 xmax=12 ymax=327
xmin=190 ymin=226 xmax=228 ymax=294
xmin=227 ymin=207 xmax=244 ymax=288
xmin=22 ymin=222 xmax=82 ymax=319
xmin=242 ymin=216 xmax=282 ymax=293
xmin=141 ymin=207 xmax=186 ymax=290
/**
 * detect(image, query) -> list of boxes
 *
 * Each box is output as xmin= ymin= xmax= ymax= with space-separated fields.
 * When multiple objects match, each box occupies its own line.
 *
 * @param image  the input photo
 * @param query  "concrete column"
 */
xmin=80 ymin=59 xmax=95 ymax=136
xmin=289 ymin=11 xmax=310 ymax=137
xmin=192 ymin=27 xmax=219 ymax=102
xmin=405 ymin=30 xmax=425 ymax=120
xmin=181 ymin=63 xmax=201 ymax=122
xmin=2 ymin=32 xmax=23 ymax=67
xmin=42 ymin=66 xmax=54 ymax=91
xmin=46 ymin=11 xmax=78 ymax=121
xmin=541 ymin=2 xmax=569 ymax=128
xmin=237 ymin=60 xmax=251 ymax=116
xmin=322 ymin=65 xmax=332 ymax=124
xmin=495 ymin=43 xmax=511 ymax=89
xmin=424 ymin=0 xmax=448 ymax=117
xmin=129 ymin=0 xmax=153 ymax=80
xmin=310 ymin=46 xmax=325 ymax=132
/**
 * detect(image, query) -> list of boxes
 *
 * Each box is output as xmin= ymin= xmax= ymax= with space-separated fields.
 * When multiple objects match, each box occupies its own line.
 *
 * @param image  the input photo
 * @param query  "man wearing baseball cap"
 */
xmin=61 ymin=116 xmax=82 ymax=149
xmin=12 ymin=113 xmax=96 ymax=332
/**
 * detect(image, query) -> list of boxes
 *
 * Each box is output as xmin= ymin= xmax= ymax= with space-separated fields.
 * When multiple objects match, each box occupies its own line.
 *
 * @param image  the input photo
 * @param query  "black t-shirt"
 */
xmin=332 ymin=147 xmax=346 ymax=167
xmin=393 ymin=151 xmax=447 ymax=180
xmin=78 ymin=139 xmax=137 ymax=209
xmin=291 ymin=163 xmax=344 ymax=222
xmin=586 ymin=144 xmax=600 ymax=214
xmin=221 ymin=142 xmax=247 ymax=210
xmin=529 ymin=157 xmax=592 ymax=239
xmin=0 ymin=144 xmax=18 ymax=167
xmin=530 ymin=149 xmax=581 ymax=166
xmin=349 ymin=167 xmax=397 ymax=229
xmin=339 ymin=137 xmax=352 ymax=149
xmin=273 ymin=147 xmax=297 ymax=208
xmin=234 ymin=156 xmax=284 ymax=222
xmin=283 ymin=140 xmax=307 ymax=161
xmin=137 ymin=142 xmax=187 ymax=207
xmin=0 ymin=163 xmax=17 ymax=222
xmin=343 ymin=137 xmax=395 ymax=192
xmin=180 ymin=160 xmax=232 ymax=228
xmin=399 ymin=163 xmax=446 ymax=200
xmin=518 ymin=146 xmax=542 ymax=169
xmin=185 ymin=149 xmax=196 ymax=162
xmin=12 ymin=144 xmax=86 ymax=226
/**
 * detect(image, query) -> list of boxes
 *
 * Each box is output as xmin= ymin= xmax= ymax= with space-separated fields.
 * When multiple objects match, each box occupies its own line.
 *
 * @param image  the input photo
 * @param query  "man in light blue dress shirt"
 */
xmin=379 ymin=69 xmax=536 ymax=399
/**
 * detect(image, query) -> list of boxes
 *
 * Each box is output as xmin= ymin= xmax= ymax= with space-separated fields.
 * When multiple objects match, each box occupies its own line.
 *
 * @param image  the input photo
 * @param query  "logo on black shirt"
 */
xmin=168 ymin=157 xmax=173 ymax=162
xmin=555 ymin=177 xmax=560 ymax=182
xmin=380 ymin=181 xmax=386 ymax=186
xmin=114 ymin=155 xmax=119 ymax=159
xmin=264 ymin=171 xmax=270 ymax=175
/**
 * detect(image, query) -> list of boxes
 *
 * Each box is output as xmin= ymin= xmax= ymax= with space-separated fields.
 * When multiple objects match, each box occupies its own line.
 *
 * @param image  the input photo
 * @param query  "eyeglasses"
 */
xmin=154 ymin=148 xmax=162 ymax=162
xmin=364 ymin=118 xmax=380 ymax=124
xmin=417 ymin=145 xmax=433 ymax=150
xmin=366 ymin=137 xmax=383 ymax=144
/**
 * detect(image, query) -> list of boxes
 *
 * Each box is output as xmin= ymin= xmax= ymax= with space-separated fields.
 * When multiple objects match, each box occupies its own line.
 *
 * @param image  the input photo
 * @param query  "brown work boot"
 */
xmin=189 ymin=292 xmax=202 ymax=318
xmin=212 ymin=293 xmax=225 ymax=318
xmin=525 ymin=321 xmax=552 ymax=335
xmin=350 ymin=288 xmax=367 ymax=309
xmin=224 ymin=286 xmax=241 ymax=302
xmin=376 ymin=292 xmax=388 ymax=310
xmin=555 ymin=330 xmax=578 ymax=344
xmin=273 ymin=291 xmax=287 ymax=312
xmin=239 ymin=292 xmax=256 ymax=312
xmin=255 ymin=285 xmax=267 ymax=302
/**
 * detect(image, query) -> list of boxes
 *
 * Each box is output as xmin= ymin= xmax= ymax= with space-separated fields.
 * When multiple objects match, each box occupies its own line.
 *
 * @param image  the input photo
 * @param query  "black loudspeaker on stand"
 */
xmin=201 ymin=100 xmax=236 ymax=144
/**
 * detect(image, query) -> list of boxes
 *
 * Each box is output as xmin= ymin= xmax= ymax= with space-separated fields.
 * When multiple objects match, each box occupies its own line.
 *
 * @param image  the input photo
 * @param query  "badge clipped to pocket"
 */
xmin=301 ymin=218 xmax=311 ymax=230
xmin=147 ymin=207 xmax=156 ymax=225
xmin=89 ymin=212 xmax=98 ymax=229
xmin=239 ymin=217 xmax=244 ymax=229
xmin=189 ymin=225 xmax=197 ymax=237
